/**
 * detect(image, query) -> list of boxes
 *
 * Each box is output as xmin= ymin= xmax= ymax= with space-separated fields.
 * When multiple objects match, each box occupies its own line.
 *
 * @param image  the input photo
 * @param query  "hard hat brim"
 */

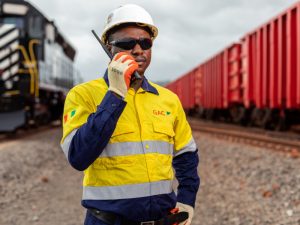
xmin=101 ymin=22 xmax=158 ymax=43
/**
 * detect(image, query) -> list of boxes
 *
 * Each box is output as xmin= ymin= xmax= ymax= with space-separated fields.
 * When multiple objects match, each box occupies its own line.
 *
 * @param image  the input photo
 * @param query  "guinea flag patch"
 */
xmin=64 ymin=109 xmax=76 ymax=123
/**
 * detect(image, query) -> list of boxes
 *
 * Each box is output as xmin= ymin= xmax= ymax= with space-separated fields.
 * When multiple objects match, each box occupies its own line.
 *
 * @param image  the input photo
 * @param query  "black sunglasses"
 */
xmin=109 ymin=38 xmax=152 ymax=50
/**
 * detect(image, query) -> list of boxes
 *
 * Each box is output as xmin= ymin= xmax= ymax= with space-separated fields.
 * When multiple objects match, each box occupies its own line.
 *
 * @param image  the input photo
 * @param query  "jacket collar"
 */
xmin=103 ymin=70 xmax=159 ymax=95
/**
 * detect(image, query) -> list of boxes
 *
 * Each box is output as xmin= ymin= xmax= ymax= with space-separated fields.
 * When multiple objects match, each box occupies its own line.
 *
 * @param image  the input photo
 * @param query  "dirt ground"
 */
xmin=0 ymin=127 xmax=84 ymax=225
xmin=0 ymin=127 xmax=299 ymax=225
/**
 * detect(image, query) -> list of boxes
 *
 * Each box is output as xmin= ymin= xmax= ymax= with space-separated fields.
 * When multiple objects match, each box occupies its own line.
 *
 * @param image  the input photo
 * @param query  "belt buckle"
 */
xmin=141 ymin=221 xmax=155 ymax=225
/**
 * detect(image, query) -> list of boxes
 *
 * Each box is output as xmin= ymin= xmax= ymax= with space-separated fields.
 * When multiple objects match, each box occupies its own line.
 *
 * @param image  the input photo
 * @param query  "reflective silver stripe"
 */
xmin=60 ymin=129 xmax=78 ymax=159
xmin=174 ymin=137 xmax=197 ymax=157
xmin=83 ymin=180 xmax=173 ymax=200
xmin=100 ymin=141 xmax=173 ymax=157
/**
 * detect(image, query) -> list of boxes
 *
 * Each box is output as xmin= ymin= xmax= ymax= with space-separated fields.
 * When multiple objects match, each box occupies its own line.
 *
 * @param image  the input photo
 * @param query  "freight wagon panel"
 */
xmin=221 ymin=44 xmax=242 ymax=108
xmin=270 ymin=19 xmax=279 ymax=108
xmin=241 ymin=36 xmax=255 ymax=108
xmin=188 ymin=70 xmax=196 ymax=109
xmin=241 ymin=2 xmax=300 ymax=110
xmin=286 ymin=5 xmax=300 ymax=108
xmin=180 ymin=75 xmax=188 ymax=109
xmin=194 ymin=66 xmax=202 ymax=107
xmin=278 ymin=14 xmax=287 ymax=108
xmin=216 ymin=55 xmax=222 ymax=108
xmin=228 ymin=44 xmax=242 ymax=104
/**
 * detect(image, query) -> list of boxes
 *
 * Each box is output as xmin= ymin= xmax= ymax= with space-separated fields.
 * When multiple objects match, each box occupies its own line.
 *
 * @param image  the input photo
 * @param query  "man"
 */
xmin=61 ymin=4 xmax=200 ymax=225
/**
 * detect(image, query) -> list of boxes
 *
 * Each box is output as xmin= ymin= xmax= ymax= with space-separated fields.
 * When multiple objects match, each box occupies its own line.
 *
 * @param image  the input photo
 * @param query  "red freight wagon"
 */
xmin=241 ymin=2 xmax=300 ymax=109
xmin=175 ymin=72 xmax=195 ymax=110
xmin=165 ymin=81 xmax=176 ymax=94
xmin=201 ymin=56 xmax=219 ymax=109
xmin=165 ymin=75 xmax=185 ymax=108
xmin=194 ymin=66 xmax=202 ymax=108
xmin=178 ymin=74 xmax=188 ymax=109
xmin=166 ymin=1 xmax=300 ymax=130
xmin=225 ymin=44 xmax=242 ymax=107
xmin=198 ymin=43 xmax=241 ymax=109
xmin=174 ymin=79 xmax=183 ymax=100
xmin=166 ymin=68 xmax=197 ymax=112
xmin=188 ymin=69 xmax=196 ymax=109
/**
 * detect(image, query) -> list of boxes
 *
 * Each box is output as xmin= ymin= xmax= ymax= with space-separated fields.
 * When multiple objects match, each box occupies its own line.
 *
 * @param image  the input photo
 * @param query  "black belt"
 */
xmin=88 ymin=208 xmax=188 ymax=225
xmin=88 ymin=209 xmax=117 ymax=225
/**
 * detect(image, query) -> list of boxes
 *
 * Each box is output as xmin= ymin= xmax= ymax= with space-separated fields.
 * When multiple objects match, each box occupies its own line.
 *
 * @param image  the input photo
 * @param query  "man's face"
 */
xmin=108 ymin=25 xmax=152 ymax=76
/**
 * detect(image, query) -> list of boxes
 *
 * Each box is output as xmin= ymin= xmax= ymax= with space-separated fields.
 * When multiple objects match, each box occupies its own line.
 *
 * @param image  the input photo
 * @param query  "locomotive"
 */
xmin=166 ymin=1 xmax=300 ymax=131
xmin=0 ymin=0 xmax=79 ymax=132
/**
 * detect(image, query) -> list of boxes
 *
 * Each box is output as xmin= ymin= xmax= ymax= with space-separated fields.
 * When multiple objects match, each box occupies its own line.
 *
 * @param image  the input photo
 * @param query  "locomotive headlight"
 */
xmin=4 ymin=80 xmax=13 ymax=89
xmin=3 ymin=3 xmax=28 ymax=15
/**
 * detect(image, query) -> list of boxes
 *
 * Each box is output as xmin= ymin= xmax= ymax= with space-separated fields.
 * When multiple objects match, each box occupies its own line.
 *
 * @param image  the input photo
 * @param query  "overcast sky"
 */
xmin=29 ymin=0 xmax=299 ymax=83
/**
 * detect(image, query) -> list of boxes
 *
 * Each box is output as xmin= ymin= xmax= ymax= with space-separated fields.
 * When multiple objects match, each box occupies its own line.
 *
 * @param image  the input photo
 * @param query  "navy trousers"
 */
xmin=84 ymin=210 xmax=123 ymax=225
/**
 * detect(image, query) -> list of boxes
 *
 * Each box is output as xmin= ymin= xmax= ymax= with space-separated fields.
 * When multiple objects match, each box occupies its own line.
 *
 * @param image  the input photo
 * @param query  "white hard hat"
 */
xmin=101 ymin=4 xmax=158 ymax=43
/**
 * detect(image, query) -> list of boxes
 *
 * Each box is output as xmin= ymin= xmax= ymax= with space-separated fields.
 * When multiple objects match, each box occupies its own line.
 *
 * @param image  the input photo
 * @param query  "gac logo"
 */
xmin=153 ymin=110 xmax=171 ymax=116
xmin=153 ymin=110 xmax=165 ymax=116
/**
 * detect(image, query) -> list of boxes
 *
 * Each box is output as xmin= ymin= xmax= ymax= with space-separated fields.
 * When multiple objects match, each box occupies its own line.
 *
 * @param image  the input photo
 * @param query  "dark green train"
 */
xmin=0 ymin=0 xmax=80 ymax=132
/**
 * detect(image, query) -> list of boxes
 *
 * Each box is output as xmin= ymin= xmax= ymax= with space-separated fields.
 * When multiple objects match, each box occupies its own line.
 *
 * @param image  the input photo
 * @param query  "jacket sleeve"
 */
xmin=172 ymin=96 xmax=200 ymax=208
xmin=61 ymin=90 xmax=126 ymax=171
xmin=173 ymin=150 xmax=200 ymax=208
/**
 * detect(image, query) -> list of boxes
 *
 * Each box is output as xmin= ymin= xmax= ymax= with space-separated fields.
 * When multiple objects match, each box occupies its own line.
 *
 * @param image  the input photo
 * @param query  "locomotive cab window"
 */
xmin=0 ymin=17 xmax=24 ymax=28
xmin=28 ymin=16 xmax=43 ymax=38
xmin=0 ymin=17 xmax=25 ymax=37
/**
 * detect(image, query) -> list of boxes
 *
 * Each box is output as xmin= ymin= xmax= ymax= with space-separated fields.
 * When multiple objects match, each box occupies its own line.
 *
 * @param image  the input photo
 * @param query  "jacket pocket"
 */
xmin=152 ymin=122 xmax=175 ymax=143
xmin=111 ymin=123 xmax=135 ymax=137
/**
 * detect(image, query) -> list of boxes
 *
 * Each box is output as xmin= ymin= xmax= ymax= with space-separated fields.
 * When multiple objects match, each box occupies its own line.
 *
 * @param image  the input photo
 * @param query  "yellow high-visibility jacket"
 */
xmin=61 ymin=74 xmax=199 ymax=221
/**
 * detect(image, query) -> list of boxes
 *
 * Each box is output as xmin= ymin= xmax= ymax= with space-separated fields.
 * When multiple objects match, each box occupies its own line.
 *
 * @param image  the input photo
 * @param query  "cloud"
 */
xmin=30 ymin=0 xmax=298 ymax=83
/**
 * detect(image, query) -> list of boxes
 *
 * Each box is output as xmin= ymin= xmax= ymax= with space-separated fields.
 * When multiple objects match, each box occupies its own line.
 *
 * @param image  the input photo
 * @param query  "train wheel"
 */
xmin=229 ymin=106 xmax=246 ymax=125
xmin=273 ymin=110 xmax=287 ymax=131
xmin=275 ymin=117 xmax=287 ymax=131
xmin=198 ymin=107 xmax=205 ymax=119
xmin=250 ymin=108 xmax=271 ymax=129
xmin=206 ymin=109 xmax=216 ymax=121
xmin=262 ymin=109 xmax=272 ymax=129
xmin=264 ymin=109 xmax=287 ymax=131
xmin=6 ymin=129 xmax=17 ymax=138
xmin=187 ymin=108 xmax=195 ymax=117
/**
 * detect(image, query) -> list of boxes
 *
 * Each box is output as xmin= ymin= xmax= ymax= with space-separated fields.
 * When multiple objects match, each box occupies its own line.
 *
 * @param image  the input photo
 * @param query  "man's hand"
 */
xmin=176 ymin=202 xmax=194 ymax=225
xmin=108 ymin=52 xmax=138 ymax=98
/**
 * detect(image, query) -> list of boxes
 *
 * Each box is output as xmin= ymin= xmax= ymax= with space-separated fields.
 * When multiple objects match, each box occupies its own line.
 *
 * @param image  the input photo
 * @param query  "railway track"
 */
xmin=0 ymin=121 xmax=61 ymax=145
xmin=189 ymin=118 xmax=300 ymax=158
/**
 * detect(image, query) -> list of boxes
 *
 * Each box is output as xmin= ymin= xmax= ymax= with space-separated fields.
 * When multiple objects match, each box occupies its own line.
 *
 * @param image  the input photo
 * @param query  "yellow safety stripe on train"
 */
xmin=16 ymin=39 xmax=40 ymax=97
xmin=4 ymin=90 xmax=20 ymax=96
xmin=29 ymin=39 xmax=40 ymax=97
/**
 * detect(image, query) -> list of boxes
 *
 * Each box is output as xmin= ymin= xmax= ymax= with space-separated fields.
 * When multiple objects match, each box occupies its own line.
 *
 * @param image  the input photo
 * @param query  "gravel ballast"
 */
xmin=0 ymin=128 xmax=299 ymax=225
